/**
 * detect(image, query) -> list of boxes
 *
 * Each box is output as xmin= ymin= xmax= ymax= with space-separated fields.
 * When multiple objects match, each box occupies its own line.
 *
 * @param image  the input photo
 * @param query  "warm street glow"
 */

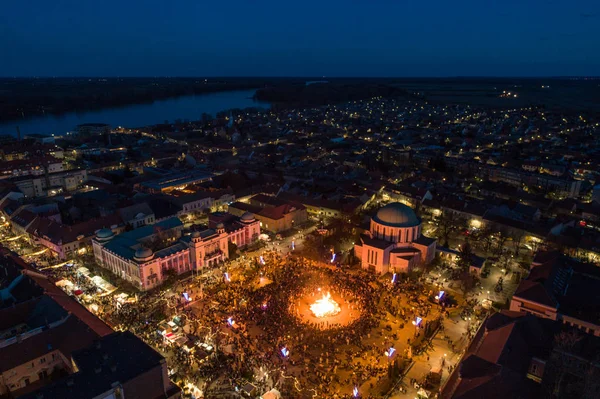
xmin=310 ymin=291 xmax=341 ymax=318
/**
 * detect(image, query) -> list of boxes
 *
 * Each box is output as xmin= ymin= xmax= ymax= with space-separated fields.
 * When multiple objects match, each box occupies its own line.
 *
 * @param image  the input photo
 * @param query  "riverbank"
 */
xmin=0 ymin=77 xmax=276 ymax=123
xmin=0 ymin=89 xmax=270 ymax=136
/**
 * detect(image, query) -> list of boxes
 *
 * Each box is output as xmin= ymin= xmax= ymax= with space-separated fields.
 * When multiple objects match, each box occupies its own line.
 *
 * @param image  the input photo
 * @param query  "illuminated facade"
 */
xmin=354 ymin=202 xmax=436 ymax=274
xmin=93 ymin=213 xmax=259 ymax=291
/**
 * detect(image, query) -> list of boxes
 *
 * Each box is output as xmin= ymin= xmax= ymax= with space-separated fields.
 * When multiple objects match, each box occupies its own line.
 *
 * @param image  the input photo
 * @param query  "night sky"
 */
xmin=1 ymin=0 xmax=599 ymax=77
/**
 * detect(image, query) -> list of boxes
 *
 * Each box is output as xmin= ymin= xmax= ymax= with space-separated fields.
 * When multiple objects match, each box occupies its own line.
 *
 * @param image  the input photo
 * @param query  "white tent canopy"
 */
xmin=261 ymin=388 xmax=281 ymax=399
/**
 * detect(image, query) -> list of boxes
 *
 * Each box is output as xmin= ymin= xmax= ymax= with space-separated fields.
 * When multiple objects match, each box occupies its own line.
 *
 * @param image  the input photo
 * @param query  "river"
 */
xmin=0 ymin=89 xmax=270 ymax=137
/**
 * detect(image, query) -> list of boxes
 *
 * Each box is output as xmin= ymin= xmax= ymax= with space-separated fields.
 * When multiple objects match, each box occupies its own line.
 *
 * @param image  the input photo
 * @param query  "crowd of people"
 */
xmin=28 ymin=244 xmax=470 ymax=399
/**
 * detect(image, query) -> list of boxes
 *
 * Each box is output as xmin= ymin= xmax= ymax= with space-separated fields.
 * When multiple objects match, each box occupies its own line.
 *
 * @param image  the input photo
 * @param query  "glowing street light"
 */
xmin=227 ymin=317 xmax=235 ymax=327
xmin=385 ymin=347 xmax=396 ymax=358
xmin=259 ymin=256 xmax=265 ymax=265
xmin=330 ymin=253 xmax=336 ymax=263
xmin=353 ymin=386 xmax=359 ymax=397
xmin=291 ymin=240 xmax=295 ymax=250
xmin=435 ymin=290 xmax=445 ymax=301
xmin=391 ymin=273 xmax=397 ymax=284
xmin=412 ymin=316 xmax=423 ymax=336
xmin=281 ymin=346 xmax=289 ymax=358
xmin=224 ymin=272 xmax=231 ymax=282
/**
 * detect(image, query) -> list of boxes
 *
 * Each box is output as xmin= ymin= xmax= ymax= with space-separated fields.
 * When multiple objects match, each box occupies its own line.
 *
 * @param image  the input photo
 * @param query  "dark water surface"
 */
xmin=0 ymin=89 xmax=269 ymax=136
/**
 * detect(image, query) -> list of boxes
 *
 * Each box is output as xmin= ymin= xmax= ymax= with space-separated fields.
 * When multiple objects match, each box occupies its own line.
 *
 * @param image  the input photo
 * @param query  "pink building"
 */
xmin=354 ymin=202 xmax=436 ymax=274
xmin=93 ymin=213 xmax=260 ymax=291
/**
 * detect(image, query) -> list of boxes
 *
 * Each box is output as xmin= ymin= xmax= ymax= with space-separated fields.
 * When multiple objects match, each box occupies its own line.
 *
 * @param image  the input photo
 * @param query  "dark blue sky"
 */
xmin=1 ymin=0 xmax=599 ymax=77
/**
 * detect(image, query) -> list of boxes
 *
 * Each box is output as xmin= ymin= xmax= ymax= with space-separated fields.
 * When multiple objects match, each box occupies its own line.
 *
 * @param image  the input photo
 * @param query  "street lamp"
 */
xmin=435 ymin=290 xmax=445 ymax=302
xmin=385 ymin=346 xmax=396 ymax=358
xmin=353 ymin=386 xmax=359 ymax=398
xmin=412 ymin=316 xmax=423 ymax=336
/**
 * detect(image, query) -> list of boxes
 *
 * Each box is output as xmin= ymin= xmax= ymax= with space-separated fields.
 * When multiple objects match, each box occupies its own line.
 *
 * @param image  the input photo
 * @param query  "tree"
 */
xmin=457 ymin=241 xmax=476 ymax=296
xmin=480 ymin=227 xmax=495 ymax=253
xmin=437 ymin=211 xmax=458 ymax=247
xmin=495 ymin=231 xmax=509 ymax=255
xmin=457 ymin=241 xmax=473 ymax=271
xmin=512 ymin=229 xmax=525 ymax=256
xmin=542 ymin=330 xmax=589 ymax=398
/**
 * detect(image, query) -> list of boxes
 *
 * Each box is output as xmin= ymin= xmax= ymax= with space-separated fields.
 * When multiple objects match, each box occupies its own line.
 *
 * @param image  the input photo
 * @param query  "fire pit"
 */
xmin=310 ymin=291 xmax=341 ymax=318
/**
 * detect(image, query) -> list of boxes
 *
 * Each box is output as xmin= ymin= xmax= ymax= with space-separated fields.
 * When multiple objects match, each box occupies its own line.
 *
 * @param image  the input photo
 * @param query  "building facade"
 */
xmin=354 ymin=202 xmax=436 ymax=274
xmin=93 ymin=213 xmax=259 ymax=291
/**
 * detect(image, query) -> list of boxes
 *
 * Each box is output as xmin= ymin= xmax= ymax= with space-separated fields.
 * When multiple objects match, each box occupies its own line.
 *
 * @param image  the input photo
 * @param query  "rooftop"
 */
xmin=17 ymin=331 xmax=180 ymax=399
xmin=372 ymin=202 xmax=420 ymax=228
xmin=101 ymin=217 xmax=182 ymax=260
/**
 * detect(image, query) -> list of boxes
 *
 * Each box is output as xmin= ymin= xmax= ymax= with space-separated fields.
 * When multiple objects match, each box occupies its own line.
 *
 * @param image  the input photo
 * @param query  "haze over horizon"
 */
xmin=1 ymin=0 xmax=599 ymax=77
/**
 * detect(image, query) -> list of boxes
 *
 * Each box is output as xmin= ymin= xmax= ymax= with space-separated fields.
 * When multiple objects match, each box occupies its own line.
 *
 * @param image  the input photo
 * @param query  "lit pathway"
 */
xmin=389 ymin=315 xmax=471 ymax=398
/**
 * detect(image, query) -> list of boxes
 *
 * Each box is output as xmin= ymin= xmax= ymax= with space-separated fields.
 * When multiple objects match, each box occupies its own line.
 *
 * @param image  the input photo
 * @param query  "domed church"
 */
xmin=354 ymin=202 xmax=436 ymax=274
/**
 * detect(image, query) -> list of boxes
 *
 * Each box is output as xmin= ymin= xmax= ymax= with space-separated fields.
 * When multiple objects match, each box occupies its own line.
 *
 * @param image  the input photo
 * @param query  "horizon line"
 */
xmin=1 ymin=75 xmax=600 ymax=79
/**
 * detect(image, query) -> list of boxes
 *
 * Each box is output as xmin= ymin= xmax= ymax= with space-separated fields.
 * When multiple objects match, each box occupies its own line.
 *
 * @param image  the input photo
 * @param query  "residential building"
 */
xmin=17 ymin=331 xmax=181 ymax=399
xmin=0 ymin=250 xmax=114 ymax=397
xmin=138 ymin=170 xmax=213 ymax=194
xmin=510 ymin=251 xmax=600 ymax=336
xmin=442 ymin=310 xmax=600 ymax=399
xmin=118 ymin=202 xmax=155 ymax=228
xmin=11 ymin=169 xmax=88 ymax=197
xmin=27 ymin=214 xmax=122 ymax=260
xmin=228 ymin=194 xmax=307 ymax=233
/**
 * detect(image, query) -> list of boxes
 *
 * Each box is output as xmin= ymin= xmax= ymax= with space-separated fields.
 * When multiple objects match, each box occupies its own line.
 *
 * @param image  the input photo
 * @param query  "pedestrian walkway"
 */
xmin=390 ymin=316 xmax=470 ymax=398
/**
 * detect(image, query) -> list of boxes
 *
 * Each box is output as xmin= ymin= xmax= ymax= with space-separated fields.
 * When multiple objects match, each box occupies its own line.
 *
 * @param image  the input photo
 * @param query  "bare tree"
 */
xmin=512 ymin=229 xmax=525 ymax=256
xmin=437 ymin=211 xmax=459 ymax=247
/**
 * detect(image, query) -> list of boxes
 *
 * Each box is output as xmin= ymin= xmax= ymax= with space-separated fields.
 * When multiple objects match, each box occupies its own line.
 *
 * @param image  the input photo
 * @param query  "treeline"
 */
xmin=0 ymin=77 xmax=274 ymax=122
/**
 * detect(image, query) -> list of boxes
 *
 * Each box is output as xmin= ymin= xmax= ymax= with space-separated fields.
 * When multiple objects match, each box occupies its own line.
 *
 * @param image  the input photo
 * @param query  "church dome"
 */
xmin=372 ymin=202 xmax=420 ymax=227
xmin=134 ymin=247 xmax=153 ymax=261
xmin=216 ymin=223 xmax=225 ymax=229
xmin=96 ymin=228 xmax=114 ymax=240
xmin=240 ymin=212 xmax=255 ymax=222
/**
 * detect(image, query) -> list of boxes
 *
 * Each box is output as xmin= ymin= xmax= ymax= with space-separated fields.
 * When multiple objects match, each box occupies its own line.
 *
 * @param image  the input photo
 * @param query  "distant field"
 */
xmin=391 ymin=78 xmax=600 ymax=112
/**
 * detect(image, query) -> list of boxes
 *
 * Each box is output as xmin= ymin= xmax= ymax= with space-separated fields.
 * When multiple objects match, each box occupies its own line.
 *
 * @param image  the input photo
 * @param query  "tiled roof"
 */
xmin=360 ymin=234 xmax=393 ymax=250
xmin=0 ymin=315 xmax=100 ymax=373
xmin=103 ymin=217 xmax=182 ymax=260
xmin=414 ymin=235 xmax=436 ymax=246
xmin=28 ymin=214 xmax=122 ymax=245
xmin=118 ymin=202 xmax=154 ymax=222
xmin=17 ymin=331 xmax=179 ymax=399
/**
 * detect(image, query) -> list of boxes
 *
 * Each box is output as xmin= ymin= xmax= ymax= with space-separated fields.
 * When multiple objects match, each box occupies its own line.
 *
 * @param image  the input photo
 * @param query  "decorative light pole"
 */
xmin=412 ymin=316 xmax=423 ymax=337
